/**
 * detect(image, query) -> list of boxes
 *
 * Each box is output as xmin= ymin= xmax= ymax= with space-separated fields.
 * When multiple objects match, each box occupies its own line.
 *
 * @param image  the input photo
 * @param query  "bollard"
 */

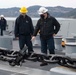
xmin=65 ymin=37 xmax=76 ymax=42
xmin=65 ymin=42 xmax=76 ymax=56
xmin=0 ymin=35 xmax=13 ymax=50
xmin=54 ymin=35 xmax=62 ymax=50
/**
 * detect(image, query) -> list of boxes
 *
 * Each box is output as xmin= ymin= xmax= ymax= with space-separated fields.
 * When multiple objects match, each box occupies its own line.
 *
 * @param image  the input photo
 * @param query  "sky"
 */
xmin=0 ymin=0 xmax=76 ymax=8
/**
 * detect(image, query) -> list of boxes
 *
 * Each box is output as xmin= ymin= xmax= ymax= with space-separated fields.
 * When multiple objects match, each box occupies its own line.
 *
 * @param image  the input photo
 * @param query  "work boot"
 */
xmin=40 ymin=62 xmax=48 ymax=66
xmin=49 ymin=50 xmax=55 ymax=54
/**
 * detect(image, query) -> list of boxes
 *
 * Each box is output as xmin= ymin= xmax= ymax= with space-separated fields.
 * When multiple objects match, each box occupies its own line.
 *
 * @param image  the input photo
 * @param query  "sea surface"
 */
xmin=5 ymin=17 xmax=76 ymax=21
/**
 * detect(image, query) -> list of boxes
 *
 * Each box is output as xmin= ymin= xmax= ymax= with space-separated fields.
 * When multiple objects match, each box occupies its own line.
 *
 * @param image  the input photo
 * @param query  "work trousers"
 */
xmin=40 ymin=36 xmax=55 ymax=54
xmin=0 ymin=29 xmax=4 ymax=36
xmin=19 ymin=35 xmax=34 ymax=53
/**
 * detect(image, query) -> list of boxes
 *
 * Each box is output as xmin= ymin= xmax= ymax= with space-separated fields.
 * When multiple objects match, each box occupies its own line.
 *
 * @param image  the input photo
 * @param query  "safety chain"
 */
xmin=0 ymin=47 xmax=76 ymax=69
xmin=50 ymin=55 xmax=76 ymax=69
xmin=28 ymin=53 xmax=76 ymax=69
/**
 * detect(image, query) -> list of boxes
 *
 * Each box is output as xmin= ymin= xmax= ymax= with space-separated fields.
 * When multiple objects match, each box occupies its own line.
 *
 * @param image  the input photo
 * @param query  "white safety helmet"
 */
xmin=0 ymin=15 xmax=4 ymax=17
xmin=38 ymin=7 xmax=48 ymax=15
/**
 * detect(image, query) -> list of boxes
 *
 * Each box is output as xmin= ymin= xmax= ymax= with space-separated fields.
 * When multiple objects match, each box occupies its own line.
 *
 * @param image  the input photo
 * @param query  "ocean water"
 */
xmin=5 ymin=17 xmax=76 ymax=21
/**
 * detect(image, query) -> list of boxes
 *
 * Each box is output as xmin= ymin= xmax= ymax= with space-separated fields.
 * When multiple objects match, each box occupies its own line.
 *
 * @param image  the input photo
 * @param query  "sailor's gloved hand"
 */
xmin=53 ymin=33 xmax=56 ymax=36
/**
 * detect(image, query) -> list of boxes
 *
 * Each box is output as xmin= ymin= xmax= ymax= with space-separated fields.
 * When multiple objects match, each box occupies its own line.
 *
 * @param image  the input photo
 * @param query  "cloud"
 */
xmin=0 ymin=0 xmax=76 ymax=8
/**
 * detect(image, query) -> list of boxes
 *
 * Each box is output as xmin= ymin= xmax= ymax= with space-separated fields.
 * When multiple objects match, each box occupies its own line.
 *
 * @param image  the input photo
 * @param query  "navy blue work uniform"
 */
xmin=33 ymin=14 xmax=60 ymax=54
xmin=0 ymin=18 xmax=7 ymax=36
xmin=14 ymin=15 xmax=34 ymax=53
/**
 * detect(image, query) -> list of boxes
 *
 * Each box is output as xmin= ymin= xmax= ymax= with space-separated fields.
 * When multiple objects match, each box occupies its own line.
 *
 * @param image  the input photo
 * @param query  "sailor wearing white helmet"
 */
xmin=32 ymin=7 xmax=60 ymax=55
xmin=0 ymin=15 xmax=7 ymax=36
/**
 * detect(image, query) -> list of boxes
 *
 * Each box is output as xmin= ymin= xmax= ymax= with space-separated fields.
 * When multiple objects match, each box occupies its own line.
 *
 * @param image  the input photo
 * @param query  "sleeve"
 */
xmin=53 ymin=18 xmax=60 ymax=34
xmin=33 ymin=20 xmax=40 ymax=36
xmin=14 ymin=18 xmax=19 ymax=37
xmin=29 ymin=18 xmax=34 ymax=35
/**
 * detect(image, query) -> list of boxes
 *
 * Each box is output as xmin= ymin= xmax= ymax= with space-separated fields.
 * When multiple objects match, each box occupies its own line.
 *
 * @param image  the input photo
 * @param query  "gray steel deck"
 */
xmin=0 ymin=40 xmax=75 ymax=75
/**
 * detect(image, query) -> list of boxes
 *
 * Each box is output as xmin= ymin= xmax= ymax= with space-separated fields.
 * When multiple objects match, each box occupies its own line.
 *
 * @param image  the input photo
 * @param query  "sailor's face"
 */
xmin=1 ymin=17 xmax=4 ymax=19
xmin=21 ymin=13 xmax=26 ymax=16
xmin=43 ymin=13 xmax=47 ymax=17
xmin=40 ymin=13 xmax=47 ymax=19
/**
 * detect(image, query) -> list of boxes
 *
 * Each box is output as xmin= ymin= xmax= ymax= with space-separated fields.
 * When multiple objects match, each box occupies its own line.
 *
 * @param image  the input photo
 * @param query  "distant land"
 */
xmin=0 ymin=5 xmax=76 ymax=18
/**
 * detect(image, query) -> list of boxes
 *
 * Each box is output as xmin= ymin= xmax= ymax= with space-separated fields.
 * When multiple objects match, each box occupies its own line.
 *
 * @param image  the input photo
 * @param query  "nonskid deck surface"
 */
xmin=0 ymin=61 xmax=69 ymax=75
xmin=0 ymin=40 xmax=67 ymax=75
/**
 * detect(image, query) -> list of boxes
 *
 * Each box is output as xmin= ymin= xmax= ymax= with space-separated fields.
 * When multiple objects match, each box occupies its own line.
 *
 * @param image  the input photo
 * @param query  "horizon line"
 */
xmin=0 ymin=5 xmax=75 ymax=9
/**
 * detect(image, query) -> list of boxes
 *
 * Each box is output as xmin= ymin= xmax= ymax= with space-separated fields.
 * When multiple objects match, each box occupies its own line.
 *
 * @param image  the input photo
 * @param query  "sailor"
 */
xmin=0 ymin=15 xmax=7 ymax=36
xmin=32 ymin=7 xmax=60 ymax=55
xmin=14 ymin=6 xmax=34 ymax=54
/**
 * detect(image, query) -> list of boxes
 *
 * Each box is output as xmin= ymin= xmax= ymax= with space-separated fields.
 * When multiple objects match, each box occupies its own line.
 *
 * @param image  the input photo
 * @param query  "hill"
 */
xmin=0 ymin=5 xmax=76 ymax=18
xmin=62 ymin=8 xmax=76 ymax=18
